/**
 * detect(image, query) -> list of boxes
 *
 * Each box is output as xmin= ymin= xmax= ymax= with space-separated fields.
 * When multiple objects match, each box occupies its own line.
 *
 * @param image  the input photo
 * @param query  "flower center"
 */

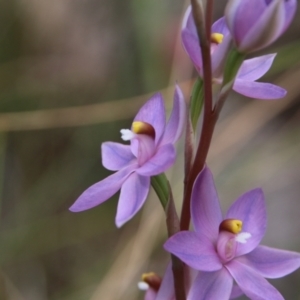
xmin=211 ymin=33 xmax=224 ymax=44
xmin=217 ymin=219 xmax=252 ymax=263
xmin=137 ymin=272 xmax=161 ymax=292
xmin=219 ymin=219 xmax=243 ymax=234
xmin=120 ymin=121 xmax=155 ymax=142
xmin=132 ymin=121 xmax=155 ymax=138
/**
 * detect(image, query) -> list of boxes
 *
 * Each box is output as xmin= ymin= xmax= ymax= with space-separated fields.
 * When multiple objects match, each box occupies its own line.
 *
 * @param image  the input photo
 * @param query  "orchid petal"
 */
xmin=211 ymin=34 xmax=232 ymax=77
xmin=131 ymin=138 xmax=139 ymax=157
xmin=144 ymin=288 xmax=156 ymax=300
xmin=225 ymin=0 xmax=267 ymax=46
xmin=164 ymin=231 xmax=222 ymax=272
xmin=69 ymin=163 xmax=138 ymax=212
xmin=181 ymin=5 xmax=195 ymax=33
xmin=239 ymin=0 xmax=285 ymax=52
xmin=282 ymin=0 xmax=297 ymax=32
xmin=226 ymin=188 xmax=266 ymax=256
xmin=217 ymin=231 xmax=238 ymax=263
xmin=188 ymin=269 xmax=233 ymax=300
xmin=191 ymin=167 xmax=223 ymax=243
xmin=230 ymin=285 xmax=243 ymax=299
xmin=156 ymin=263 xmax=175 ymax=300
xmin=237 ymin=245 xmax=300 ymax=279
xmin=237 ymin=54 xmax=276 ymax=81
xmin=161 ymin=85 xmax=186 ymax=145
xmin=136 ymin=144 xmax=176 ymax=176
xmin=211 ymin=17 xmax=230 ymax=36
xmin=233 ymin=80 xmax=286 ymax=100
xmin=116 ymin=173 xmax=150 ymax=227
xmin=226 ymin=259 xmax=284 ymax=300
xmin=134 ymin=93 xmax=166 ymax=145
xmin=101 ymin=142 xmax=135 ymax=171
xmin=135 ymin=135 xmax=156 ymax=166
xmin=182 ymin=29 xmax=202 ymax=72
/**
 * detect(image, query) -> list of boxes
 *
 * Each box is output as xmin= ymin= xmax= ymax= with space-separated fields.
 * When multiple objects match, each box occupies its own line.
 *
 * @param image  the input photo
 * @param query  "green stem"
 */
xmin=222 ymin=48 xmax=245 ymax=88
xmin=151 ymin=173 xmax=169 ymax=209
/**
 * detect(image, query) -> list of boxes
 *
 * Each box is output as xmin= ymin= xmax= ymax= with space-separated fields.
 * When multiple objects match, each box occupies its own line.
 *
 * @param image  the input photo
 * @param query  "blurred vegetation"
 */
xmin=0 ymin=0 xmax=299 ymax=299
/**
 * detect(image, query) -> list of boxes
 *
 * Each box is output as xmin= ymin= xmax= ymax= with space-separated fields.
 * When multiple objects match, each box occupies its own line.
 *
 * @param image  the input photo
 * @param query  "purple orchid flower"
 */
xmin=182 ymin=6 xmax=286 ymax=100
xmin=70 ymin=86 xmax=186 ymax=227
xmin=164 ymin=167 xmax=300 ymax=299
xmin=225 ymin=0 xmax=297 ymax=53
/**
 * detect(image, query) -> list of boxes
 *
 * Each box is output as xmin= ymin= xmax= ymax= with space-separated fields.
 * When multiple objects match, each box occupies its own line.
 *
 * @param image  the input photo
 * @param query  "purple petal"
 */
xmin=144 ymin=289 xmax=156 ymax=300
xmin=237 ymin=245 xmax=300 ymax=279
xmin=182 ymin=5 xmax=196 ymax=34
xmin=130 ymin=138 xmax=139 ymax=157
xmin=101 ymin=142 xmax=135 ymax=171
xmin=233 ymin=80 xmax=287 ymax=100
xmin=217 ymin=231 xmax=238 ymax=263
xmin=164 ymin=231 xmax=222 ymax=272
xmin=135 ymin=135 xmax=156 ymax=166
xmin=226 ymin=259 xmax=284 ymax=300
xmin=160 ymin=85 xmax=186 ymax=145
xmin=226 ymin=188 xmax=266 ymax=256
xmin=156 ymin=263 xmax=175 ymax=300
xmin=136 ymin=144 xmax=176 ymax=176
xmin=237 ymin=54 xmax=276 ymax=81
xmin=211 ymin=34 xmax=232 ymax=77
xmin=230 ymin=285 xmax=243 ymax=299
xmin=116 ymin=173 xmax=150 ymax=227
xmin=211 ymin=17 xmax=230 ymax=36
xmin=191 ymin=167 xmax=223 ymax=243
xmin=134 ymin=93 xmax=166 ymax=145
xmin=225 ymin=0 xmax=267 ymax=46
xmin=239 ymin=0 xmax=285 ymax=52
xmin=188 ymin=269 xmax=233 ymax=300
xmin=282 ymin=0 xmax=297 ymax=32
xmin=69 ymin=164 xmax=138 ymax=212
xmin=182 ymin=29 xmax=202 ymax=73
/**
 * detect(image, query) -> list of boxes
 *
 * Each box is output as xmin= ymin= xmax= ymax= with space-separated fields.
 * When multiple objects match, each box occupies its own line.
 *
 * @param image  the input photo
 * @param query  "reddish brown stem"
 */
xmin=180 ymin=0 xmax=215 ymax=230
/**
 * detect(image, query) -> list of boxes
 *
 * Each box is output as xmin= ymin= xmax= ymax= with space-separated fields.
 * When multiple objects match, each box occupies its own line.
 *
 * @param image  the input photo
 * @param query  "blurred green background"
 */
xmin=0 ymin=0 xmax=300 ymax=299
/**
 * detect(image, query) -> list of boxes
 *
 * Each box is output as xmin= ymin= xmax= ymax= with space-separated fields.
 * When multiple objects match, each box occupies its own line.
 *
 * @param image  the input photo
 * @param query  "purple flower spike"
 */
xmin=182 ymin=7 xmax=286 ymax=100
xmin=70 ymin=85 xmax=186 ymax=227
xmin=225 ymin=0 xmax=297 ymax=53
xmin=164 ymin=167 xmax=300 ymax=300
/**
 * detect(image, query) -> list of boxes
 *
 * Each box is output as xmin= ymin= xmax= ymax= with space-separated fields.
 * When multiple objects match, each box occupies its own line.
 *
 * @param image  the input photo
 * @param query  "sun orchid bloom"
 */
xmin=225 ymin=0 xmax=297 ymax=53
xmin=182 ymin=6 xmax=231 ymax=79
xmin=164 ymin=167 xmax=300 ymax=300
xmin=70 ymin=86 xmax=186 ymax=227
xmin=182 ymin=6 xmax=286 ymax=100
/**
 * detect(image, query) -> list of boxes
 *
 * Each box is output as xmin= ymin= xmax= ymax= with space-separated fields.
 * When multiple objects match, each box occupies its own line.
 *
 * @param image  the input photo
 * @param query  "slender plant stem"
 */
xmin=180 ymin=0 xmax=215 ymax=230
xmin=184 ymin=99 xmax=194 ymax=197
xmin=166 ymin=182 xmax=186 ymax=300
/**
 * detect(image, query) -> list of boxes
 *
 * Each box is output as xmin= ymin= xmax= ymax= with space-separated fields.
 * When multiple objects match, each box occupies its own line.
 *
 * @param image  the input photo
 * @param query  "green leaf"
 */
xmin=190 ymin=77 xmax=204 ymax=131
xmin=151 ymin=173 xmax=169 ymax=208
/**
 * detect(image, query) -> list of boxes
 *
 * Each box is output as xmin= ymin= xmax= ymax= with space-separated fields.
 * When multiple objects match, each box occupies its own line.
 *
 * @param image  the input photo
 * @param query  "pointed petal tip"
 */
xmin=69 ymin=204 xmax=81 ymax=213
xmin=182 ymin=5 xmax=192 ymax=30
xmin=115 ymin=218 xmax=126 ymax=228
xmin=233 ymin=81 xmax=287 ymax=100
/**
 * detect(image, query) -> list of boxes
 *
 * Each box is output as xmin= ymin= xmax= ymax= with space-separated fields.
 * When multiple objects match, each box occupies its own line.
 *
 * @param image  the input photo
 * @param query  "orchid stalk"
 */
xmin=69 ymin=0 xmax=299 ymax=299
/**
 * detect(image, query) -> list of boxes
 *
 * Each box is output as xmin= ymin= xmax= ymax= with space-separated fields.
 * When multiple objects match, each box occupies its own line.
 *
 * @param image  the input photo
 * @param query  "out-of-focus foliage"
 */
xmin=0 ymin=1 xmax=299 ymax=299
